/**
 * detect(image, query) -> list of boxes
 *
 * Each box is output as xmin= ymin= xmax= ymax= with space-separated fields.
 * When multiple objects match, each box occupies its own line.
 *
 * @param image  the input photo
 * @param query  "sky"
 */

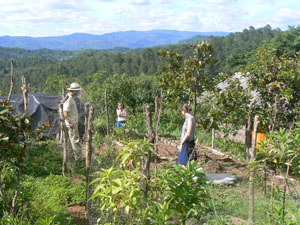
xmin=0 ymin=0 xmax=299 ymax=37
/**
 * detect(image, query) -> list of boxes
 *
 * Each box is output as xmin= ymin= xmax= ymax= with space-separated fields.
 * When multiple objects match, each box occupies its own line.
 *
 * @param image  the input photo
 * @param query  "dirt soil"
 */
xmin=155 ymin=140 xmax=248 ymax=177
xmin=67 ymin=205 xmax=87 ymax=225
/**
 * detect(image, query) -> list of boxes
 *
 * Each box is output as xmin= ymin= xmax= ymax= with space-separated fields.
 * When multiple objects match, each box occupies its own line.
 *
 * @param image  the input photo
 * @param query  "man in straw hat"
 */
xmin=63 ymin=82 xmax=82 ymax=160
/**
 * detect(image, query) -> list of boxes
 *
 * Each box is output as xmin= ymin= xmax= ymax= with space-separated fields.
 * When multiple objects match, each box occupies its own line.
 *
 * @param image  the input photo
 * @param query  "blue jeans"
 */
xmin=116 ymin=121 xmax=126 ymax=128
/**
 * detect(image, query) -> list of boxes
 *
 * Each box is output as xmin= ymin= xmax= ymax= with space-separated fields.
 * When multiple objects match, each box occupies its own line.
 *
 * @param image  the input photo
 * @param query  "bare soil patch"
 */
xmin=67 ymin=205 xmax=88 ymax=225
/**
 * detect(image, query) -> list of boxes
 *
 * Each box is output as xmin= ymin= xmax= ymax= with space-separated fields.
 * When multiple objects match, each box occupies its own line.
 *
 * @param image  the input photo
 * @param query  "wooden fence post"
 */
xmin=105 ymin=88 xmax=110 ymax=135
xmin=85 ymin=105 xmax=94 ymax=215
xmin=245 ymin=104 xmax=253 ymax=161
xmin=11 ymin=75 xmax=30 ymax=217
xmin=7 ymin=58 xmax=14 ymax=103
xmin=59 ymin=81 xmax=66 ymax=143
xmin=84 ymin=103 xmax=90 ymax=141
xmin=144 ymin=105 xmax=154 ymax=198
xmin=248 ymin=115 xmax=258 ymax=225
xmin=212 ymin=128 xmax=215 ymax=149
xmin=60 ymin=102 xmax=69 ymax=177
xmin=154 ymin=92 xmax=163 ymax=177
xmin=154 ymin=97 xmax=158 ymax=178
xmin=21 ymin=76 xmax=29 ymax=116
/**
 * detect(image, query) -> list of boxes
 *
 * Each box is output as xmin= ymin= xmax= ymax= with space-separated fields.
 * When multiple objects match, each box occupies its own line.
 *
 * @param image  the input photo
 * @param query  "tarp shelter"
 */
xmin=0 ymin=93 xmax=85 ymax=139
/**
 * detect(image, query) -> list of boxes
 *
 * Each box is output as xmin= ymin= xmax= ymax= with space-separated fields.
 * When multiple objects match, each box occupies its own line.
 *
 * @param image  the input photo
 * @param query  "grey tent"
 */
xmin=0 ymin=93 xmax=85 ymax=138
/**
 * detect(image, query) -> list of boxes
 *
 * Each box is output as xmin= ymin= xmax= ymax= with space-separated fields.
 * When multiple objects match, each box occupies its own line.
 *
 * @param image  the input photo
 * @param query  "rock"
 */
xmin=204 ymin=159 xmax=224 ymax=173
xmin=197 ymin=153 xmax=212 ymax=164
xmin=205 ymin=173 xmax=237 ymax=185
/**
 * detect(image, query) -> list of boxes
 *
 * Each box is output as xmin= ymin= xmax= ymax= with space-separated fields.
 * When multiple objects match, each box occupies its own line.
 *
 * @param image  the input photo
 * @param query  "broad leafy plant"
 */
xmin=116 ymin=139 xmax=153 ymax=169
xmin=156 ymin=162 xmax=210 ymax=225
xmin=90 ymin=167 xmax=146 ymax=224
xmin=258 ymin=122 xmax=300 ymax=175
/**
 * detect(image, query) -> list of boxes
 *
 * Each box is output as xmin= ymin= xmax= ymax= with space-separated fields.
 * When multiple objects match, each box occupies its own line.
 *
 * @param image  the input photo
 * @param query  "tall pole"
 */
xmin=85 ymin=105 xmax=94 ymax=215
xmin=144 ymin=105 xmax=154 ymax=198
xmin=105 ymin=88 xmax=110 ymax=135
xmin=7 ymin=58 xmax=14 ymax=103
xmin=248 ymin=115 xmax=258 ymax=225
xmin=21 ymin=76 xmax=29 ymax=116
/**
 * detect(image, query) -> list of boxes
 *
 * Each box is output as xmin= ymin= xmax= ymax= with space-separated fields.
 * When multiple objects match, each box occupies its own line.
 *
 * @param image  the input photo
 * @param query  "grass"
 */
xmin=201 ymin=174 xmax=300 ymax=225
xmin=196 ymin=128 xmax=247 ymax=161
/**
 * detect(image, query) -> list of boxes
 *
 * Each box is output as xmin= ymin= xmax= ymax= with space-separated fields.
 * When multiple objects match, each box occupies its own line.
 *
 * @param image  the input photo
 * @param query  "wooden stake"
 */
xmin=21 ymin=76 xmax=29 ymax=116
xmin=144 ymin=105 xmax=154 ymax=198
xmin=154 ymin=97 xmax=158 ymax=177
xmin=105 ymin=88 xmax=110 ymax=135
xmin=84 ymin=103 xmax=90 ymax=141
xmin=85 ymin=105 xmax=94 ymax=215
xmin=248 ymin=115 xmax=258 ymax=225
xmin=60 ymin=103 xmax=68 ymax=177
xmin=245 ymin=104 xmax=253 ymax=161
xmin=154 ymin=91 xmax=163 ymax=177
xmin=59 ymin=81 xmax=66 ymax=143
xmin=211 ymin=128 xmax=215 ymax=149
xmin=7 ymin=58 xmax=14 ymax=103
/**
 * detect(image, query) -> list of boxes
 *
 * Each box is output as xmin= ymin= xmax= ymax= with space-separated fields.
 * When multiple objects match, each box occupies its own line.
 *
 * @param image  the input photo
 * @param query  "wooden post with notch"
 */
xmin=7 ymin=58 xmax=14 ymax=103
xmin=21 ymin=76 xmax=29 ymax=116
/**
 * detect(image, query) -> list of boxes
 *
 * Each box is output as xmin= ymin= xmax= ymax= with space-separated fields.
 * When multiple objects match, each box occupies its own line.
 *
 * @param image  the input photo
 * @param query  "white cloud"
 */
xmin=203 ymin=0 xmax=234 ymax=3
xmin=129 ymin=0 xmax=150 ymax=5
xmin=266 ymin=8 xmax=300 ymax=30
xmin=278 ymin=8 xmax=300 ymax=19
xmin=0 ymin=0 xmax=299 ymax=36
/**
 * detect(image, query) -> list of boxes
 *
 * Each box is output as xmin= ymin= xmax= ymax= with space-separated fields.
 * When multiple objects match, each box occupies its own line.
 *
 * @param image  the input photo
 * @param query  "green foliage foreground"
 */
xmin=91 ymin=139 xmax=210 ymax=225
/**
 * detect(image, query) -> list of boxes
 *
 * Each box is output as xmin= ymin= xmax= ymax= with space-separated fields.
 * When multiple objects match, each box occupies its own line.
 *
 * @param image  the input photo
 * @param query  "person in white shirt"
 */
xmin=116 ymin=101 xmax=127 ymax=128
xmin=63 ymin=82 xmax=82 ymax=160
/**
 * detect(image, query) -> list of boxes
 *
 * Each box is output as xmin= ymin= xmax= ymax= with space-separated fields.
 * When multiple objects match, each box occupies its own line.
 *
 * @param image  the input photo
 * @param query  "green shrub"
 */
xmin=155 ymin=162 xmax=210 ymax=224
xmin=23 ymin=141 xmax=62 ymax=177
xmin=21 ymin=175 xmax=85 ymax=222
xmin=159 ymin=107 xmax=183 ymax=137
xmin=93 ymin=117 xmax=107 ymax=136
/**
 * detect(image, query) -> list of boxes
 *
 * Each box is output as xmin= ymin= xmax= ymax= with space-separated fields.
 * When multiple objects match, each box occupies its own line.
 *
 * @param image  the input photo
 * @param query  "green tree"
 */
xmin=158 ymin=41 xmax=215 ymax=117
xmin=0 ymin=101 xmax=49 ymax=217
xmin=245 ymin=45 xmax=300 ymax=131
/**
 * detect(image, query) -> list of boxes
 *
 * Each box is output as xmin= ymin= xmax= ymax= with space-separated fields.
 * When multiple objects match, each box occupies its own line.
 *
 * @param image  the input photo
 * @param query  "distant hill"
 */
xmin=0 ymin=30 xmax=228 ymax=50
xmin=178 ymin=35 xmax=211 ymax=44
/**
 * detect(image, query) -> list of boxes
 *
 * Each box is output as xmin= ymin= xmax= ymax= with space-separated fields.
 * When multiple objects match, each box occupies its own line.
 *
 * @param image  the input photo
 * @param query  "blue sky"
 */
xmin=0 ymin=0 xmax=299 ymax=36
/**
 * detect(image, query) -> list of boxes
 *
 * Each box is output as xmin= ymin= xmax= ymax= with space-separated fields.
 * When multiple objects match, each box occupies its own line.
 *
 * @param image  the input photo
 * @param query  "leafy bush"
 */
xmin=155 ymin=162 xmax=210 ymax=224
xmin=21 ymin=175 xmax=85 ymax=222
xmin=90 ymin=168 xmax=146 ymax=224
xmin=159 ymin=106 xmax=183 ymax=137
xmin=93 ymin=117 xmax=107 ymax=136
xmin=257 ymin=123 xmax=300 ymax=175
xmin=23 ymin=141 xmax=62 ymax=177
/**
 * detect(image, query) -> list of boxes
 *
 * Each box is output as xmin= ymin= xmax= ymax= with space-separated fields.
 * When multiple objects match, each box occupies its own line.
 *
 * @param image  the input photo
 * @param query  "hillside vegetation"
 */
xmin=1 ymin=25 xmax=300 ymax=224
xmin=0 ymin=25 xmax=288 ymax=95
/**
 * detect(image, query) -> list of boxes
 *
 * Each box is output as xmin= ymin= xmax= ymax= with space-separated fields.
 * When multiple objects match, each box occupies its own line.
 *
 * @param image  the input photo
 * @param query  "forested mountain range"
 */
xmin=0 ymin=30 xmax=228 ymax=50
xmin=1 ymin=25 xmax=299 ymax=96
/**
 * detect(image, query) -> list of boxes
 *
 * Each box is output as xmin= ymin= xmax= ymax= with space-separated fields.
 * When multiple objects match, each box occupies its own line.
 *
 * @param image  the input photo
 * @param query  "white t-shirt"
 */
xmin=117 ymin=108 xmax=126 ymax=122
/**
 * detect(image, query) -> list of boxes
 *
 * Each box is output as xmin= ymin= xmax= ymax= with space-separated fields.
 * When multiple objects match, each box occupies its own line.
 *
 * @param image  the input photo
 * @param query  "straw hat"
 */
xmin=67 ymin=82 xmax=81 ymax=91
